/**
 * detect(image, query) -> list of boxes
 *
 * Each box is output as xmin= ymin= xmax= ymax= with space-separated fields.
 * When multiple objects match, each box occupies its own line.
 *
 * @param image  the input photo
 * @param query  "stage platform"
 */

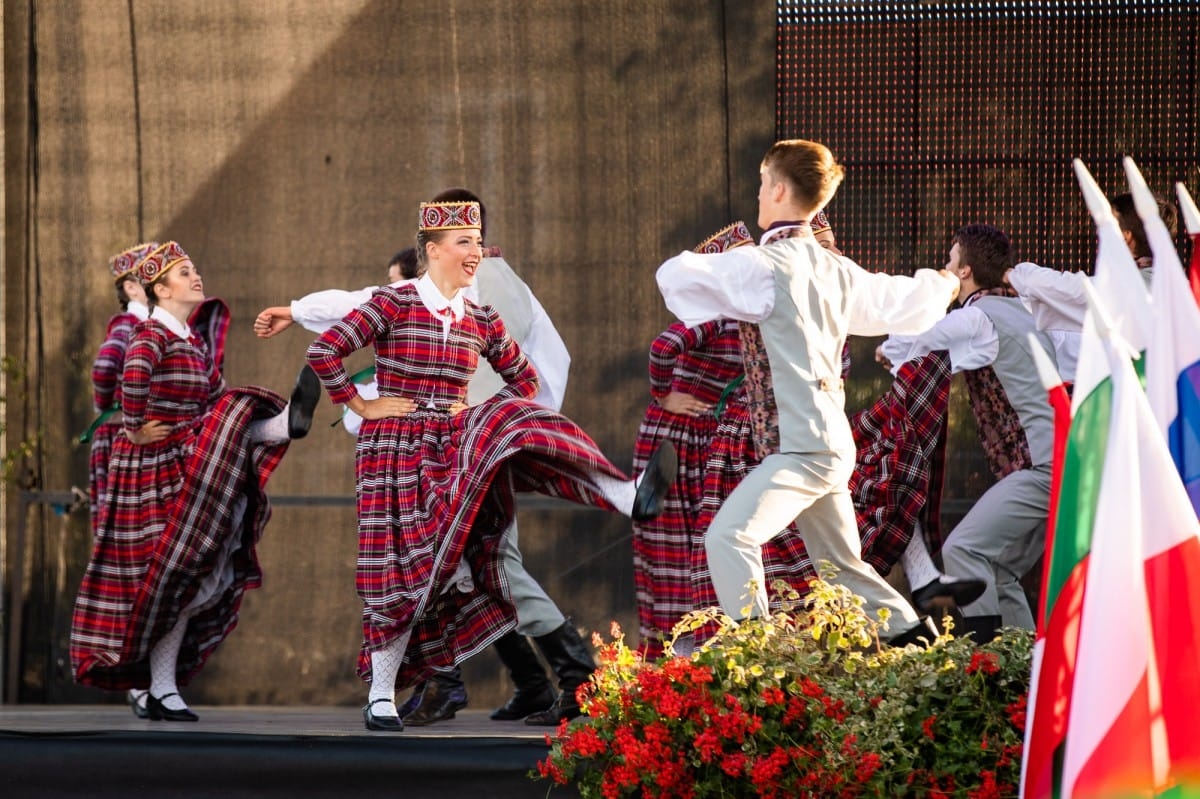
xmin=0 ymin=705 xmax=578 ymax=798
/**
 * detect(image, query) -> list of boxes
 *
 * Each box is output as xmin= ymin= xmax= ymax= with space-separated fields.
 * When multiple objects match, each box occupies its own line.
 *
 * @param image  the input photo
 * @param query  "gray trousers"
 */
xmin=940 ymin=464 xmax=1051 ymax=629
xmin=502 ymin=519 xmax=566 ymax=637
xmin=704 ymin=451 xmax=920 ymax=631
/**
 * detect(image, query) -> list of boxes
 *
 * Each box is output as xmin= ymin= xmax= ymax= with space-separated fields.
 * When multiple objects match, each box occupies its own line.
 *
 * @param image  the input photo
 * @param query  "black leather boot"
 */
xmin=959 ymin=614 xmax=1002 ymax=644
xmin=403 ymin=667 xmax=469 ymax=726
xmin=490 ymin=632 xmax=557 ymax=721
xmin=525 ymin=621 xmax=597 ymax=726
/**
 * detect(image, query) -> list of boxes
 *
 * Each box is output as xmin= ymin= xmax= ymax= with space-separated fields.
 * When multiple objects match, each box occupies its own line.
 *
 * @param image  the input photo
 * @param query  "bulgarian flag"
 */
xmin=1020 ymin=160 xmax=1155 ymax=799
xmin=1020 ymin=339 xmax=1072 ymax=799
xmin=1059 ymin=285 xmax=1173 ymax=797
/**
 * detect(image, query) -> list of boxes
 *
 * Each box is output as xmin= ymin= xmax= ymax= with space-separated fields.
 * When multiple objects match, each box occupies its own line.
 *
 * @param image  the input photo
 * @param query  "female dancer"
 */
xmin=306 ymin=200 xmax=673 ymax=731
xmin=630 ymin=222 xmax=751 ymax=659
xmin=70 ymin=241 xmax=319 ymax=720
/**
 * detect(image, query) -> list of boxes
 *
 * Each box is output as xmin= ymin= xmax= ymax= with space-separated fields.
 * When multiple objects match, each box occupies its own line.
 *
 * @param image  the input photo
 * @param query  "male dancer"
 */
xmin=657 ymin=139 xmax=960 ymax=644
xmin=254 ymin=189 xmax=591 ymax=725
xmin=879 ymin=224 xmax=1056 ymax=641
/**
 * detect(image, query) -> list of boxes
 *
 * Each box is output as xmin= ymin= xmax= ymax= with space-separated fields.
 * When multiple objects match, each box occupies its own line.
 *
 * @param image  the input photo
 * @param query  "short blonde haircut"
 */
xmin=760 ymin=139 xmax=845 ymax=215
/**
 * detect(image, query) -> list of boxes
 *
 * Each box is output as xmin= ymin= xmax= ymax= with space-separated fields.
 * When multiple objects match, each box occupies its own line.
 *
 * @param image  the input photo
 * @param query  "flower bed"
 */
xmin=536 ymin=574 xmax=1032 ymax=798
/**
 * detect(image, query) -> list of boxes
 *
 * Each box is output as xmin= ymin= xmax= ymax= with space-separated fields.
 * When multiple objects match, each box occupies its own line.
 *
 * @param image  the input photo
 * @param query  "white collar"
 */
xmin=415 ymin=274 xmax=466 ymax=321
xmin=149 ymin=305 xmax=193 ymax=341
xmin=759 ymin=224 xmax=810 ymax=246
xmin=127 ymin=301 xmax=149 ymax=321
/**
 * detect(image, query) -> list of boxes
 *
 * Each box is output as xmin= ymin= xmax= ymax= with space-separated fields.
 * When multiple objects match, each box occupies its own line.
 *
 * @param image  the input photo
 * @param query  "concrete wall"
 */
xmin=2 ymin=1 xmax=775 ymax=705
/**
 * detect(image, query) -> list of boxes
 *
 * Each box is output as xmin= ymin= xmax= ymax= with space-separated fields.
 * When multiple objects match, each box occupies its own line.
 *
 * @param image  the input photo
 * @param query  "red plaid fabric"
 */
xmin=71 ymin=322 xmax=287 ymax=690
xmin=308 ymin=286 xmax=628 ymax=689
xmin=88 ymin=310 xmax=140 ymax=530
xmin=851 ymin=351 xmax=952 ymax=569
xmin=632 ymin=320 xmax=742 ymax=651
xmin=188 ymin=297 xmax=231 ymax=375
xmin=691 ymin=398 xmax=816 ymax=644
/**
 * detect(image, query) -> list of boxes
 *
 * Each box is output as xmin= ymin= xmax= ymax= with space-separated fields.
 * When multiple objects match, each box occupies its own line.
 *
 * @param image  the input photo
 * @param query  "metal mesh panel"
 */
xmin=776 ymin=1 xmax=1199 ymax=275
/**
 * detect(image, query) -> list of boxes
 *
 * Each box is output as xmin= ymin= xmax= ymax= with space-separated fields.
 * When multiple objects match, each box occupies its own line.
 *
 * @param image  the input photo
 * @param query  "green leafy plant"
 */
xmin=536 ymin=569 xmax=1031 ymax=798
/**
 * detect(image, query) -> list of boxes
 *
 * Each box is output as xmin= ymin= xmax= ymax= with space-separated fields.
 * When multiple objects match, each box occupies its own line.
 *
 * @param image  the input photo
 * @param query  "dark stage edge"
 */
xmin=0 ymin=706 xmax=580 ymax=798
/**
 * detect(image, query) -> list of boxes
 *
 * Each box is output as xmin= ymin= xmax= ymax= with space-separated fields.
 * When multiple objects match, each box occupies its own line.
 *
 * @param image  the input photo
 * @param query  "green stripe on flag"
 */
xmin=1043 ymin=378 xmax=1111 ymax=614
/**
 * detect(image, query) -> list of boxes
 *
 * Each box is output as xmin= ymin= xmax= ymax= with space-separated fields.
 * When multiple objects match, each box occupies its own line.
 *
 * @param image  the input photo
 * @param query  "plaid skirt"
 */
xmin=851 ymin=352 xmax=952 ymax=569
xmin=87 ymin=419 xmax=122 ymax=536
xmin=70 ymin=387 xmax=288 ymax=691
xmin=631 ymin=403 xmax=720 ymax=651
xmin=690 ymin=401 xmax=815 ymax=644
xmin=353 ymin=396 xmax=626 ymax=688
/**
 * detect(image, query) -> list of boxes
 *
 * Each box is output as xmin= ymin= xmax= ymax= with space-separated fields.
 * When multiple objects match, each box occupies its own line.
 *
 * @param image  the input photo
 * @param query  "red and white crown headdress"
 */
xmin=137 ymin=241 xmax=192 ymax=286
xmin=811 ymin=210 xmax=832 ymax=233
xmin=694 ymin=221 xmax=753 ymax=254
xmin=108 ymin=242 xmax=160 ymax=283
xmin=419 ymin=201 xmax=482 ymax=232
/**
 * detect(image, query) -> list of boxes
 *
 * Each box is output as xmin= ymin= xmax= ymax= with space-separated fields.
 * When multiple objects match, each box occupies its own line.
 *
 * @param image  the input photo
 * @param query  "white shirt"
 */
xmin=657 ymin=234 xmax=958 ymax=336
xmin=1005 ymin=262 xmax=1088 ymax=382
xmin=881 ymin=293 xmax=999 ymax=376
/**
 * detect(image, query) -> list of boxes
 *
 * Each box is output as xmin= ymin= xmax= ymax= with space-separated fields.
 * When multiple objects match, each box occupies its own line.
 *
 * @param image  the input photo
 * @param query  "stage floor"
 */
xmin=0 ymin=706 xmax=574 ymax=798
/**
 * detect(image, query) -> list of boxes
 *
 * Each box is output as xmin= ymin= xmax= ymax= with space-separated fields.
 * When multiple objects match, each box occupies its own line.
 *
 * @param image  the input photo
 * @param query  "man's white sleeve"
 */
xmin=885 ymin=306 xmax=998 ymax=374
xmin=290 ymin=286 xmax=379 ymax=334
xmin=847 ymin=267 xmax=959 ymax=336
xmin=520 ymin=294 xmax=571 ymax=411
xmin=656 ymin=248 xmax=775 ymax=326
xmin=1007 ymin=262 xmax=1087 ymax=331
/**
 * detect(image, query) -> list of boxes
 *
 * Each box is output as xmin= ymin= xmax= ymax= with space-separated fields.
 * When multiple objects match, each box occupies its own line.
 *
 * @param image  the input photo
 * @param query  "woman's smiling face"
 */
xmin=427 ymin=228 xmax=484 ymax=292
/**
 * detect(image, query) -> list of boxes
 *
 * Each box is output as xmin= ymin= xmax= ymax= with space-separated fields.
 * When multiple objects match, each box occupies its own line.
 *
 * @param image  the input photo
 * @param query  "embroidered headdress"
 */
xmin=137 ymin=241 xmax=192 ymax=286
xmin=108 ymin=242 xmax=160 ymax=283
xmin=811 ymin=210 xmax=832 ymax=233
xmin=419 ymin=201 xmax=482 ymax=232
xmin=694 ymin=221 xmax=753 ymax=254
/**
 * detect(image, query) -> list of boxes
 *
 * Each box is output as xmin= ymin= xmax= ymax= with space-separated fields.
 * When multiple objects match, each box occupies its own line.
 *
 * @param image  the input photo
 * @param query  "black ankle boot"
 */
xmin=525 ymin=621 xmax=597 ymax=726
xmin=959 ymin=614 xmax=1002 ymax=643
xmin=404 ymin=667 xmax=468 ymax=726
xmin=490 ymin=632 xmax=557 ymax=721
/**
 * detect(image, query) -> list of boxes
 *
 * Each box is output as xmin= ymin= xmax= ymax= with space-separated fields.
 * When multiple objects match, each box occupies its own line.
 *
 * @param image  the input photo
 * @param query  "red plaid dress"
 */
xmin=631 ymin=320 xmax=742 ymax=656
xmin=87 ymin=310 xmax=141 ymax=533
xmin=851 ymin=351 xmax=953 ymax=567
xmin=71 ymin=318 xmax=288 ymax=691
xmin=307 ymin=284 xmax=628 ymax=688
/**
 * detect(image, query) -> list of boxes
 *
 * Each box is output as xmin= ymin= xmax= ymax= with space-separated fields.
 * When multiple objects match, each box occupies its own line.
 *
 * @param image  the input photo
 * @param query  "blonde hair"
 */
xmin=760 ymin=139 xmax=845 ymax=215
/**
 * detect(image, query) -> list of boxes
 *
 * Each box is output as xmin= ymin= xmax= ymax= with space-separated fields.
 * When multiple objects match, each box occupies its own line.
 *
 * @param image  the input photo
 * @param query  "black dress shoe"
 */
xmin=146 ymin=692 xmax=199 ymax=722
xmin=287 ymin=365 xmax=322 ymax=439
xmin=631 ymin=441 xmax=678 ymax=522
xmin=524 ymin=692 xmax=584 ymax=726
xmin=127 ymin=689 xmax=150 ymax=720
xmin=491 ymin=684 xmax=557 ymax=721
xmin=404 ymin=677 xmax=469 ymax=726
xmin=885 ymin=617 xmax=939 ymax=649
xmin=910 ymin=575 xmax=987 ymax=615
xmin=362 ymin=698 xmax=405 ymax=732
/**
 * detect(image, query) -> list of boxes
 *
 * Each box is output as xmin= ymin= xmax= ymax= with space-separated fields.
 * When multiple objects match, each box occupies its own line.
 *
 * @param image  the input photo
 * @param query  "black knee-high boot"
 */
xmin=959 ymin=615 xmax=1002 ymax=644
xmin=525 ymin=621 xmax=597 ymax=726
xmin=490 ymin=631 xmax=557 ymax=720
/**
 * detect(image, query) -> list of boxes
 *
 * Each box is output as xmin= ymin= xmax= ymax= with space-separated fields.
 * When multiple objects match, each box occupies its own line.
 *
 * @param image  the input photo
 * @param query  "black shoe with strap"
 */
xmin=490 ymin=631 xmax=557 ymax=721
xmin=362 ymin=698 xmax=404 ymax=732
xmin=146 ymin=692 xmax=199 ymax=722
